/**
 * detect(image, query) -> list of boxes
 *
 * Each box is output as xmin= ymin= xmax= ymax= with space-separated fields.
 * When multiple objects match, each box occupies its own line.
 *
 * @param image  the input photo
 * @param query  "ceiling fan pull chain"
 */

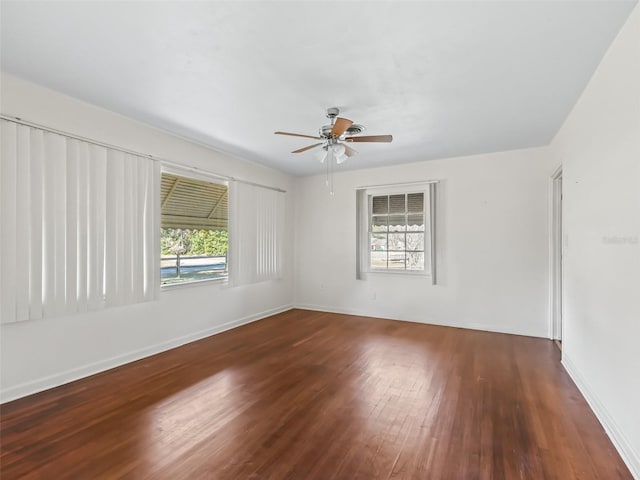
xmin=325 ymin=150 xmax=330 ymax=187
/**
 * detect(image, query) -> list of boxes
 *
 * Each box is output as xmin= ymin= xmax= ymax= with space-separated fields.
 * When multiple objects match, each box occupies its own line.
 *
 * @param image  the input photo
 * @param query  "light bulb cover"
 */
xmin=332 ymin=143 xmax=346 ymax=156
xmin=316 ymin=148 xmax=328 ymax=164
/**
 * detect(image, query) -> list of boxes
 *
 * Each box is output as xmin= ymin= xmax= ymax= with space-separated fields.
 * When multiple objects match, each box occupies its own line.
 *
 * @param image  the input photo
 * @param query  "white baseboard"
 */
xmin=295 ymin=303 xmax=546 ymax=338
xmin=0 ymin=304 xmax=293 ymax=404
xmin=562 ymin=355 xmax=640 ymax=479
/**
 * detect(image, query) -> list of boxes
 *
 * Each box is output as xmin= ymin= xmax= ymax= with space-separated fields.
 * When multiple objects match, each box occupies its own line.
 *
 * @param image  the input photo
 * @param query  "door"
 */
xmin=551 ymin=167 xmax=563 ymax=345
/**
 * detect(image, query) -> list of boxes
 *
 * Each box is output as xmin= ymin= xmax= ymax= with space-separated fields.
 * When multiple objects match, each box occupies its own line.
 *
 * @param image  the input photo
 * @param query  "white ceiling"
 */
xmin=1 ymin=1 xmax=636 ymax=176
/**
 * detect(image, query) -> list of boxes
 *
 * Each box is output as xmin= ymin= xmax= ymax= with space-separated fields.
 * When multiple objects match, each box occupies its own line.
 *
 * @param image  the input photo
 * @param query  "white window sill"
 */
xmin=161 ymin=277 xmax=229 ymax=291
xmin=366 ymin=269 xmax=431 ymax=277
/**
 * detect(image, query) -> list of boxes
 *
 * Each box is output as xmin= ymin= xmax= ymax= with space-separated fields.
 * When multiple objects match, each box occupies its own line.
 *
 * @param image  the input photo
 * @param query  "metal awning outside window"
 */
xmin=161 ymin=173 xmax=228 ymax=231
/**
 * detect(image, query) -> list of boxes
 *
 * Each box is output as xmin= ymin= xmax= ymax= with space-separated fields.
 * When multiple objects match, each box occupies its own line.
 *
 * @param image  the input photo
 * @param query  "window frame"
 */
xmin=160 ymin=165 xmax=230 ymax=289
xmin=357 ymin=182 xmax=437 ymax=283
xmin=368 ymin=189 xmax=427 ymax=274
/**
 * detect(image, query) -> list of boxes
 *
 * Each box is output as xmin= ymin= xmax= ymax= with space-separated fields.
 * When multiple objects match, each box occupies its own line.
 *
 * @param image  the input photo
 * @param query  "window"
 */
xmin=160 ymin=170 xmax=229 ymax=286
xmin=370 ymin=192 xmax=426 ymax=271
xmin=356 ymin=183 xmax=437 ymax=282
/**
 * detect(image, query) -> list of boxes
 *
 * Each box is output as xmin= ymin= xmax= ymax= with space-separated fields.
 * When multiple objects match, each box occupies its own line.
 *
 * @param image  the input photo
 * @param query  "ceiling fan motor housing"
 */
xmin=320 ymin=123 xmax=366 ymax=138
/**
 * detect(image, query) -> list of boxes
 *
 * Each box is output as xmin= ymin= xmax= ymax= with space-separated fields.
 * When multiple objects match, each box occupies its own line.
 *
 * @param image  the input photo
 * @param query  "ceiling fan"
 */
xmin=274 ymin=107 xmax=393 ymax=165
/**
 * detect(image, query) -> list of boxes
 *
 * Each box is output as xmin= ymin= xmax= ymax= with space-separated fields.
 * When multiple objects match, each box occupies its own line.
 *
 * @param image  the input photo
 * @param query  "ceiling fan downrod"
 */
xmin=326 ymin=107 xmax=340 ymax=123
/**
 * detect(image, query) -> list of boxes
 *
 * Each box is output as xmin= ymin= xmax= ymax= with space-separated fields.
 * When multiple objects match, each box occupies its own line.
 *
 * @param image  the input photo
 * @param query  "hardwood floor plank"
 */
xmin=0 ymin=309 xmax=632 ymax=479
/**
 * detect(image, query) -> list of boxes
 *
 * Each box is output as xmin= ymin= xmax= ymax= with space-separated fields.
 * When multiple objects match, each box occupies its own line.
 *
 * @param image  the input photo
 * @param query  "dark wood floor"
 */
xmin=0 ymin=309 xmax=631 ymax=479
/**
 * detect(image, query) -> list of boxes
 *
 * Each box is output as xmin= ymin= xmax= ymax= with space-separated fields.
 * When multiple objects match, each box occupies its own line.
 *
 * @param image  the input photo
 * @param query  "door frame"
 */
xmin=549 ymin=165 xmax=563 ymax=341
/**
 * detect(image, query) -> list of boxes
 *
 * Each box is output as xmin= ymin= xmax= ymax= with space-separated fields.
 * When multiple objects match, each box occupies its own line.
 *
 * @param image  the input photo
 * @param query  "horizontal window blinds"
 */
xmin=0 ymin=119 xmax=160 ymax=323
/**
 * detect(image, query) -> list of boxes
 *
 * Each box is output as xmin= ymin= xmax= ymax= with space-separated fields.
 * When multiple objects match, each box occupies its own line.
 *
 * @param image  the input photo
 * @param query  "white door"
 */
xmin=551 ymin=168 xmax=563 ymax=342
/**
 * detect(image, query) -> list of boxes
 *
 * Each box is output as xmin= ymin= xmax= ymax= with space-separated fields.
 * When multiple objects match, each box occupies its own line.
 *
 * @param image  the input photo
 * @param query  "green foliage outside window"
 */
xmin=161 ymin=229 xmax=228 ymax=257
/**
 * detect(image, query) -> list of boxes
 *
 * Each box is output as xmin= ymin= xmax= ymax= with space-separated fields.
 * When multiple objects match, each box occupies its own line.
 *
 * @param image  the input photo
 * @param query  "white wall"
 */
xmin=550 ymin=4 xmax=640 ymax=476
xmin=0 ymin=74 xmax=295 ymax=402
xmin=295 ymin=147 xmax=556 ymax=338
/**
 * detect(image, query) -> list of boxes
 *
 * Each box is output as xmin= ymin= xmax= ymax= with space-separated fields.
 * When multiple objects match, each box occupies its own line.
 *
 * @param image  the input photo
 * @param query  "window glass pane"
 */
xmin=370 ymin=233 xmax=387 ymax=251
xmin=370 ymin=251 xmax=388 ymax=269
xmin=406 ymin=233 xmax=424 ymax=251
xmin=161 ymin=228 xmax=228 ymax=285
xmin=388 ymin=233 xmax=406 ymax=251
xmin=161 ymin=172 xmax=228 ymax=285
xmin=389 ymin=194 xmax=406 ymax=213
xmin=371 ymin=195 xmax=389 ymax=214
xmin=371 ymin=215 xmax=388 ymax=232
xmin=161 ymin=173 xmax=228 ymax=230
xmin=388 ymin=215 xmax=406 ymax=232
xmin=407 ymin=214 xmax=424 ymax=229
xmin=406 ymin=252 xmax=425 ymax=271
xmin=407 ymin=193 xmax=424 ymax=212
xmin=364 ymin=187 xmax=430 ymax=274
xmin=387 ymin=251 xmax=406 ymax=269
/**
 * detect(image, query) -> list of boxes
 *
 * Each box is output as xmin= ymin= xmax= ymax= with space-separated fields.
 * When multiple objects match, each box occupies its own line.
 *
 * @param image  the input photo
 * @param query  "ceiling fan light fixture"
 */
xmin=316 ymin=148 xmax=328 ymax=164
xmin=274 ymin=107 xmax=392 ymax=194
xmin=332 ymin=143 xmax=346 ymax=156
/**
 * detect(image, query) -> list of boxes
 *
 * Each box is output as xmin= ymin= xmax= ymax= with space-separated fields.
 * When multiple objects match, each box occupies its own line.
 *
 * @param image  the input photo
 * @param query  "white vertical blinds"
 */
xmin=229 ymin=180 xmax=284 ymax=285
xmin=0 ymin=119 xmax=160 ymax=324
xmin=256 ymin=187 xmax=283 ymax=281
xmin=355 ymin=188 xmax=369 ymax=281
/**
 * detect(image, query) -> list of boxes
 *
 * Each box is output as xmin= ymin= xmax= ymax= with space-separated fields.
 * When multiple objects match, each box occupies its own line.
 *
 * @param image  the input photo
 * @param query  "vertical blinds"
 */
xmin=230 ymin=181 xmax=284 ymax=285
xmin=0 ymin=119 xmax=160 ymax=323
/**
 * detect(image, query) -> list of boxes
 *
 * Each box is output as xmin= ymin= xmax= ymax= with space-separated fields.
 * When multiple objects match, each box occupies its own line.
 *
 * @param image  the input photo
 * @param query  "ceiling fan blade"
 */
xmin=344 ymin=145 xmax=358 ymax=157
xmin=292 ymin=143 xmax=323 ymax=153
xmin=275 ymin=131 xmax=322 ymax=140
xmin=331 ymin=117 xmax=353 ymax=137
xmin=345 ymin=135 xmax=393 ymax=143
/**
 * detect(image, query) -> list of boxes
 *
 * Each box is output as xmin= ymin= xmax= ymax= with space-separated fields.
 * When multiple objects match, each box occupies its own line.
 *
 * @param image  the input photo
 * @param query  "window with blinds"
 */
xmin=356 ymin=183 xmax=437 ymax=282
xmin=159 ymin=169 xmax=284 ymax=288
xmin=370 ymin=192 xmax=426 ymax=271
